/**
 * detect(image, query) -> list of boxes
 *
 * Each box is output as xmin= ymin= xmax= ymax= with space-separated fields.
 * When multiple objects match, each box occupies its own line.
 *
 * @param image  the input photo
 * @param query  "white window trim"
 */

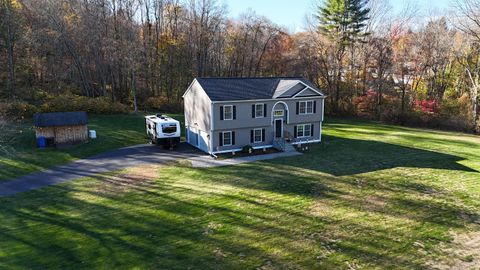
xmin=297 ymin=124 xmax=312 ymax=138
xmin=274 ymin=110 xmax=284 ymax=117
xmin=222 ymin=131 xmax=233 ymax=146
xmin=253 ymin=128 xmax=263 ymax=143
xmin=255 ymin=103 xmax=265 ymax=118
xmin=223 ymin=105 xmax=233 ymax=120
xmin=299 ymin=101 xmax=314 ymax=115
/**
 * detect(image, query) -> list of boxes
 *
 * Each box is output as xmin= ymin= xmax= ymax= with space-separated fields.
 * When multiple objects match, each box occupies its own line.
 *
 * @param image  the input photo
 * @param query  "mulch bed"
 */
xmin=216 ymin=147 xmax=280 ymax=159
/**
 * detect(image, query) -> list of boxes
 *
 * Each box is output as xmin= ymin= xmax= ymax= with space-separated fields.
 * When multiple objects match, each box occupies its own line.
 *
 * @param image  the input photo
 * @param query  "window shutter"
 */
xmin=219 ymin=132 xmax=223 ymax=146
xmin=311 ymin=124 xmax=314 ymax=136
xmin=296 ymin=102 xmax=299 ymax=115
xmin=220 ymin=106 xmax=224 ymax=120
xmin=233 ymin=105 xmax=237 ymax=120
xmin=294 ymin=126 xmax=297 ymax=138
xmin=252 ymin=104 xmax=255 ymax=118
xmin=250 ymin=130 xmax=254 ymax=143
xmin=263 ymin=104 xmax=267 ymax=117
xmin=314 ymin=101 xmax=317 ymax=113
xmin=262 ymin=128 xmax=265 ymax=142
xmin=232 ymin=131 xmax=236 ymax=145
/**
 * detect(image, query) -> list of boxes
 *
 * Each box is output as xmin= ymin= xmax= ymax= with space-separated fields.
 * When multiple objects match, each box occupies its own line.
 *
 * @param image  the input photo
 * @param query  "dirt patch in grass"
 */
xmin=362 ymin=194 xmax=388 ymax=211
xmin=94 ymin=164 xmax=162 ymax=195
xmin=428 ymin=230 xmax=480 ymax=270
xmin=310 ymin=201 xmax=332 ymax=218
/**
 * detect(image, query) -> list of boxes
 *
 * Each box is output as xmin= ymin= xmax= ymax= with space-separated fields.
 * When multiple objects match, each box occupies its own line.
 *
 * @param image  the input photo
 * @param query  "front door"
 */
xmin=275 ymin=119 xmax=283 ymax=138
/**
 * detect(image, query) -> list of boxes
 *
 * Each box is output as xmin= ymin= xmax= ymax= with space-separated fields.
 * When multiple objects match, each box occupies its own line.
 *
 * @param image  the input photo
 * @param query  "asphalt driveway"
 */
xmin=0 ymin=143 xmax=204 ymax=197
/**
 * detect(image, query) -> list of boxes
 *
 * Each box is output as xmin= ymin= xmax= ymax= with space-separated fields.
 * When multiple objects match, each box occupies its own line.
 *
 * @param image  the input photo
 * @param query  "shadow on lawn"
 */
xmin=0 ymin=173 xmax=326 ymax=269
xmin=0 ymin=157 xmax=478 ymax=269
xmin=270 ymin=135 xmax=477 ymax=176
xmin=191 ymin=159 xmax=480 ymax=268
xmin=0 ymin=135 xmax=479 ymax=269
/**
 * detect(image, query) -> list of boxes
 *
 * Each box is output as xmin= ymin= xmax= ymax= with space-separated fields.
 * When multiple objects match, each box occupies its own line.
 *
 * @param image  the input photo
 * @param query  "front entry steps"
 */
xmin=283 ymin=142 xmax=297 ymax=152
xmin=273 ymin=138 xmax=297 ymax=152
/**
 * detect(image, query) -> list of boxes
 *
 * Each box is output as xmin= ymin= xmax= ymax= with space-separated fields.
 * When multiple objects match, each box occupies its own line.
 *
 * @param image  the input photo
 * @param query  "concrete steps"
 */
xmin=273 ymin=139 xmax=297 ymax=152
xmin=283 ymin=142 xmax=296 ymax=152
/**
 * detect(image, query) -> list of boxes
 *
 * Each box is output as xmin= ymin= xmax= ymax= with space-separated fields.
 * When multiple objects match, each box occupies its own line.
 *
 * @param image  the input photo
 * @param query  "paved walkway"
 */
xmin=0 ymin=143 xmax=300 ymax=197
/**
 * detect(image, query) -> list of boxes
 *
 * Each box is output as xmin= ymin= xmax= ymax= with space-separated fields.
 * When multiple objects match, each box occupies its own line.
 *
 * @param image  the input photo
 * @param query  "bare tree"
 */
xmin=453 ymin=0 xmax=480 ymax=130
xmin=0 ymin=0 xmax=22 ymax=99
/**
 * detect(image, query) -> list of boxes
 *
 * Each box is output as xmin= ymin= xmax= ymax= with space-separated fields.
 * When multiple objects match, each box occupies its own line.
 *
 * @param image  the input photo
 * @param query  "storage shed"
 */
xmin=33 ymin=111 xmax=88 ymax=146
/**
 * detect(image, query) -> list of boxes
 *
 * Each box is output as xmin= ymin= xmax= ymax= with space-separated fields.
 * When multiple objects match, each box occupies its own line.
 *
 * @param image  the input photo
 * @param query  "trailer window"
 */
xmin=162 ymin=124 xmax=177 ymax=133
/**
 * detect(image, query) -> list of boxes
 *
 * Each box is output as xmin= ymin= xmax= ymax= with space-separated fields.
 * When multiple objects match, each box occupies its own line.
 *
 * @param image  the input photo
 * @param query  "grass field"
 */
xmin=1 ymin=118 xmax=480 ymax=269
xmin=0 ymin=113 xmax=183 ymax=181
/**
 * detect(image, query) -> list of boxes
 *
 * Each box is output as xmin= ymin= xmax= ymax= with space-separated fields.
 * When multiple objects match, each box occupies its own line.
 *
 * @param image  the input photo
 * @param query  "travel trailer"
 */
xmin=145 ymin=114 xmax=181 ymax=149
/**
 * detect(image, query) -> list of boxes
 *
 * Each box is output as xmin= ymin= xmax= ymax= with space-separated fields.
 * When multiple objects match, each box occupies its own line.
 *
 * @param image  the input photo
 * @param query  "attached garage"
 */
xmin=186 ymin=126 xmax=209 ymax=153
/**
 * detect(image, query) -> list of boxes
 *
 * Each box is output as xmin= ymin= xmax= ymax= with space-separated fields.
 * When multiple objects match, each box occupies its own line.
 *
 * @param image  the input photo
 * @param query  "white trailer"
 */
xmin=145 ymin=114 xmax=181 ymax=149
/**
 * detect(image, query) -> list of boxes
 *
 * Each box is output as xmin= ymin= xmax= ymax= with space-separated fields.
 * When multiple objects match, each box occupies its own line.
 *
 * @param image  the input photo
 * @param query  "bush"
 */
xmin=242 ymin=145 xmax=254 ymax=154
xmin=353 ymin=89 xmax=377 ymax=118
xmin=146 ymin=96 xmax=182 ymax=113
xmin=0 ymin=101 xmax=38 ymax=119
xmin=353 ymin=89 xmax=400 ymax=121
xmin=415 ymin=100 xmax=439 ymax=114
xmin=40 ymin=93 xmax=129 ymax=115
xmin=401 ymin=102 xmax=473 ymax=132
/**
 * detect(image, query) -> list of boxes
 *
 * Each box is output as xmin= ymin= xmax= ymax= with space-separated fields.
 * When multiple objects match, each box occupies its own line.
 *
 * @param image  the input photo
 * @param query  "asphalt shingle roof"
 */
xmin=34 ymin=111 xmax=88 ymax=127
xmin=195 ymin=77 xmax=322 ymax=101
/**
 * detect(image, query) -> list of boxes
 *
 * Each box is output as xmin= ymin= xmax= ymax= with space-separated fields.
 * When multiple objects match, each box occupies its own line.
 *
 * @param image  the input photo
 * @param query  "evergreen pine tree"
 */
xmin=318 ymin=0 xmax=370 ymax=46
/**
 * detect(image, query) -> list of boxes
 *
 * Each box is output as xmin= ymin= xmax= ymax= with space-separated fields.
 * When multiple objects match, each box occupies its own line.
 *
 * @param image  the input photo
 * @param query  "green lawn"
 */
xmin=0 ymin=113 xmax=184 ymax=181
xmin=1 ymin=118 xmax=479 ymax=269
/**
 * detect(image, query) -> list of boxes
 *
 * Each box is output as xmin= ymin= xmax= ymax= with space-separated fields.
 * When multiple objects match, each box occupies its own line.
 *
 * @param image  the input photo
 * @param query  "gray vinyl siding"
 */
xmin=212 ymin=97 xmax=324 ymax=130
xmin=296 ymin=88 xmax=321 ymax=97
xmin=184 ymin=80 xmax=212 ymax=152
xmin=288 ymin=98 xmax=324 ymax=123
xmin=212 ymin=122 xmax=322 ymax=153
xmin=213 ymin=102 xmax=271 ymax=130
xmin=212 ymin=127 xmax=273 ymax=152
xmin=184 ymin=80 xmax=212 ymax=132
xmin=184 ymin=78 xmax=325 ymax=154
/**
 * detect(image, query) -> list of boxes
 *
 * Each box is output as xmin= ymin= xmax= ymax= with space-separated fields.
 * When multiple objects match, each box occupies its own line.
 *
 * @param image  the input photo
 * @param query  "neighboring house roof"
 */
xmin=194 ymin=77 xmax=324 ymax=101
xmin=34 ymin=111 xmax=88 ymax=127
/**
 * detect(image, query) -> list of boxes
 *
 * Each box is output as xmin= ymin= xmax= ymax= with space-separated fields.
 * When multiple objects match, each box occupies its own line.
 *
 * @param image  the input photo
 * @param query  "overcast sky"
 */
xmin=223 ymin=0 xmax=452 ymax=32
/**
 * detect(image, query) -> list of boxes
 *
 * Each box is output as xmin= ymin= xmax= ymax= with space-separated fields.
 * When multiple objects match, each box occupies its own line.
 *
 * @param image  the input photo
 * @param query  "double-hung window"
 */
xmin=224 ymin=105 xmax=233 ymax=120
xmin=297 ymin=124 xmax=312 ymax=138
xmin=254 ymin=128 xmax=263 ymax=143
xmin=299 ymin=101 xmax=314 ymax=114
xmin=255 ymin=104 xmax=264 ymax=118
xmin=223 ymin=131 xmax=232 ymax=146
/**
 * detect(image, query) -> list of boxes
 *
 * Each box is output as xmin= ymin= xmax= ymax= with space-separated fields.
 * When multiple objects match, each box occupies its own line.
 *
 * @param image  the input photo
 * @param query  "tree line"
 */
xmin=1 ymin=0 xmax=480 ymax=132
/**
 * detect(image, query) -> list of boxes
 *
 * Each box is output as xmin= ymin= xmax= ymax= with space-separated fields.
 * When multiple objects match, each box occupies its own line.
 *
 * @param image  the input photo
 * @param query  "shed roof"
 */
xmin=195 ymin=77 xmax=323 ymax=101
xmin=34 ymin=111 xmax=88 ymax=127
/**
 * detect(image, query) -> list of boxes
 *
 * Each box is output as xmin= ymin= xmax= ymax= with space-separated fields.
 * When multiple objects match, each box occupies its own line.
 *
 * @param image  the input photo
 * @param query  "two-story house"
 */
xmin=183 ymin=77 xmax=326 ymax=155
